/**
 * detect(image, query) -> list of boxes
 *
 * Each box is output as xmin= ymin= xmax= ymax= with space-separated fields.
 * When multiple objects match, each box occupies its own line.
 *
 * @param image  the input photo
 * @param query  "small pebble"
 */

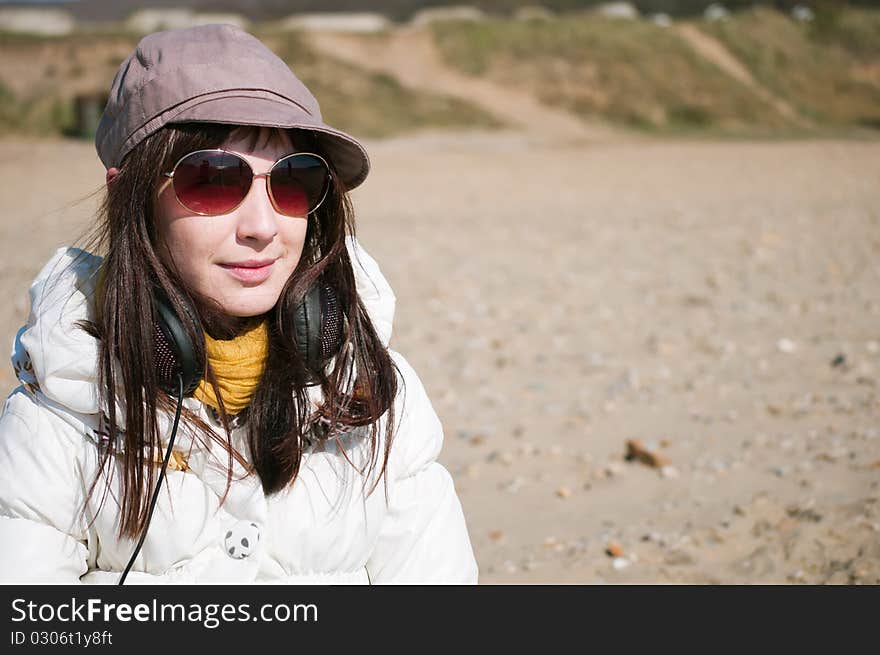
xmin=777 ymin=338 xmax=797 ymax=353
xmin=625 ymin=439 xmax=671 ymax=468
xmin=605 ymin=541 xmax=625 ymax=558
xmin=612 ymin=557 xmax=631 ymax=571
xmin=500 ymin=477 xmax=525 ymax=494
xmin=766 ymin=403 xmax=784 ymax=416
xmin=486 ymin=451 xmax=513 ymax=465
xmin=660 ymin=465 xmax=680 ymax=479
xmin=555 ymin=486 xmax=572 ymax=499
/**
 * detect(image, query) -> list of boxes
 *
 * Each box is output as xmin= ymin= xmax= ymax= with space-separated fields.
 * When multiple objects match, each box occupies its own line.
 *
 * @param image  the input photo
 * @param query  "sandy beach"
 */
xmin=1 ymin=131 xmax=878 ymax=583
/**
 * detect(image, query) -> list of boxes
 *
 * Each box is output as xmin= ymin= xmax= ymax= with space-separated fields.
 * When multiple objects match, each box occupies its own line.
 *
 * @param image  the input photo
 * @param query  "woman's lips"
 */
xmin=218 ymin=260 xmax=275 ymax=284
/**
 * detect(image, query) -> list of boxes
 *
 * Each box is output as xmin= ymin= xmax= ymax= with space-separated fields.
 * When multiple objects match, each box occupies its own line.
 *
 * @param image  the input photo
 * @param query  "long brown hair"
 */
xmin=78 ymin=123 xmax=399 ymax=539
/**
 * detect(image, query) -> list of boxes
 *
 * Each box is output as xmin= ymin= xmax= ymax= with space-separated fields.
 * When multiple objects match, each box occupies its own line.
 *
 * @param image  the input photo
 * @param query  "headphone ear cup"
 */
xmin=153 ymin=288 xmax=204 ymax=396
xmin=292 ymin=281 xmax=345 ymax=376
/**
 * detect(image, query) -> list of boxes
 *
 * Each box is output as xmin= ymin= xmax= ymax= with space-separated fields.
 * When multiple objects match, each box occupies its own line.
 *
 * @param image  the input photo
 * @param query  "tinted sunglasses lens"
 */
xmin=270 ymin=155 xmax=329 ymax=216
xmin=172 ymin=151 xmax=250 ymax=215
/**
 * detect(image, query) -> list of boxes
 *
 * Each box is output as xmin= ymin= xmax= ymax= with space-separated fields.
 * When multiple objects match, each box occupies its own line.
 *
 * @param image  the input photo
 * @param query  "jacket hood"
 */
xmin=11 ymin=237 xmax=396 ymax=424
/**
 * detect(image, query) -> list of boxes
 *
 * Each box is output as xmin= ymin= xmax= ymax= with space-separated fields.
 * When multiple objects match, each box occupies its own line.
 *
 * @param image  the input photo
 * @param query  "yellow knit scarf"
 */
xmin=194 ymin=319 xmax=268 ymax=415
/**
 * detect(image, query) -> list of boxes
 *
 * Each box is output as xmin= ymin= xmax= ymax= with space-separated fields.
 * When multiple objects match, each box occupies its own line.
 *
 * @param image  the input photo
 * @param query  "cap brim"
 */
xmin=167 ymin=94 xmax=371 ymax=191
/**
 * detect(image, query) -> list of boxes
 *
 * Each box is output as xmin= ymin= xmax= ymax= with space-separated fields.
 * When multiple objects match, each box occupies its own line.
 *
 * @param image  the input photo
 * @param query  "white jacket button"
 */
xmin=224 ymin=521 xmax=261 ymax=559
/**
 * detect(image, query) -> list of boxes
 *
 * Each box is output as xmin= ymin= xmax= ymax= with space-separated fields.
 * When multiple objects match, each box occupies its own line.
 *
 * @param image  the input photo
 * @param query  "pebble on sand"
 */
xmin=625 ymin=439 xmax=672 ymax=468
xmin=500 ymin=477 xmax=525 ymax=494
xmin=542 ymin=536 xmax=566 ymax=553
xmin=605 ymin=541 xmax=625 ymax=558
xmin=660 ymin=465 xmax=680 ymax=479
xmin=555 ymin=486 xmax=572 ymax=498
xmin=766 ymin=403 xmax=784 ymax=416
xmin=777 ymin=338 xmax=797 ymax=353
xmin=464 ymin=464 xmax=480 ymax=478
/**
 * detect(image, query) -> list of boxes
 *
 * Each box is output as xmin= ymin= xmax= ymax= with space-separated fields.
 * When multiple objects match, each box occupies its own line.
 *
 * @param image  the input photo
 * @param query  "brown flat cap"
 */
xmin=95 ymin=23 xmax=370 ymax=190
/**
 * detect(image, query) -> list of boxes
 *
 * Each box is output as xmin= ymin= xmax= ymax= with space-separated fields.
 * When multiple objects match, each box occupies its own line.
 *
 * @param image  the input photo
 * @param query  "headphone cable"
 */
xmin=118 ymin=373 xmax=184 ymax=585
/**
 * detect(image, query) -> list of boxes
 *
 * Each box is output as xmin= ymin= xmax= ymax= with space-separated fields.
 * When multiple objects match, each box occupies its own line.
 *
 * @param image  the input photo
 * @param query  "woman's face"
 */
xmin=152 ymin=128 xmax=309 ymax=317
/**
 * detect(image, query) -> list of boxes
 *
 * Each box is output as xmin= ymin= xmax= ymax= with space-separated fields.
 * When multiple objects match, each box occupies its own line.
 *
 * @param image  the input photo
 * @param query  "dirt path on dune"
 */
xmin=307 ymin=28 xmax=623 ymax=144
xmin=675 ymin=23 xmax=811 ymax=128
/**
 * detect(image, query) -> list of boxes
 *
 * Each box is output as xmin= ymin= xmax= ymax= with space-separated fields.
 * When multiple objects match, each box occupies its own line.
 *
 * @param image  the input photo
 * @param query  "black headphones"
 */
xmin=151 ymin=281 xmax=345 ymax=396
xmin=119 ymin=281 xmax=345 ymax=585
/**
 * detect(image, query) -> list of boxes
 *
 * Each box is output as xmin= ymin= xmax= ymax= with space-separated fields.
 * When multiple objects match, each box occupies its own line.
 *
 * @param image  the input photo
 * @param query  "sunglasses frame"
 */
xmin=159 ymin=148 xmax=332 ymax=218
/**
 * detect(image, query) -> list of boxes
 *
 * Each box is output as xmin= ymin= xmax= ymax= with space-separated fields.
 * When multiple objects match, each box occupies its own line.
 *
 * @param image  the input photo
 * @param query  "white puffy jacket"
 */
xmin=0 ymin=238 xmax=478 ymax=584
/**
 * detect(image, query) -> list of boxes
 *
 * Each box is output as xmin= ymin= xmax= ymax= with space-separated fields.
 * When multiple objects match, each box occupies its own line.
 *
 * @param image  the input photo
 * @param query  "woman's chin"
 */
xmin=216 ymin=292 xmax=280 ymax=318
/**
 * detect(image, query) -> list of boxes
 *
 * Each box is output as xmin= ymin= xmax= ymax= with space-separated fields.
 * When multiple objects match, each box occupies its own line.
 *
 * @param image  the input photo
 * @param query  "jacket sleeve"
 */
xmin=365 ymin=351 xmax=478 ymax=584
xmin=0 ymin=389 xmax=90 ymax=583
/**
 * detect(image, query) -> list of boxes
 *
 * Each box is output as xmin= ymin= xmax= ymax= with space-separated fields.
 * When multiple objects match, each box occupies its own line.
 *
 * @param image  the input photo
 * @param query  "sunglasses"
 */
xmin=159 ymin=149 xmax=331 ymax=217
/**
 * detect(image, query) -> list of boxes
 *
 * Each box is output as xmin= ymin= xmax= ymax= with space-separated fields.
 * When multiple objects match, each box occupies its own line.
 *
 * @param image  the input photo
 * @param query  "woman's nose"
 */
xmin=235 ymin=175 xmax=279 ymax=243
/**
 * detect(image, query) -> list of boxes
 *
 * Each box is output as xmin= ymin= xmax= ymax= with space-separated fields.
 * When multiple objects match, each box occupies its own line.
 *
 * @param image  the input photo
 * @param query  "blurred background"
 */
xmin=2 ymin=1 xmax=880 ymax=139
xmin=1 ymin=0 xmax=878 ymax=584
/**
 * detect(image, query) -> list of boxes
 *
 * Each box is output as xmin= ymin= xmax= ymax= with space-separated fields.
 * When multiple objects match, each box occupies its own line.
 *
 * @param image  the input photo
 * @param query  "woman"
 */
xmin=0 ymin=24 xmax=477 ymax=584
